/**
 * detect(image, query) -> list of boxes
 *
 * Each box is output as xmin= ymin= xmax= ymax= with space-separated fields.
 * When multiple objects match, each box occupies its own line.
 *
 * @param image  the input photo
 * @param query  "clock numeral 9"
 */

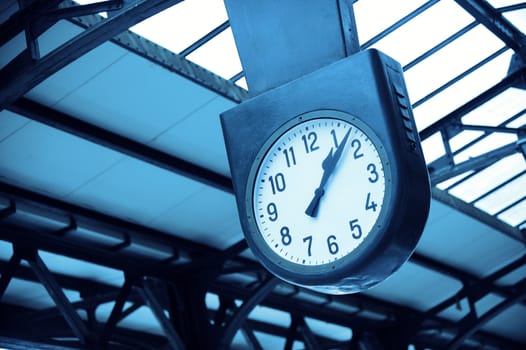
xmin=327 ymin=235 xmax=339 ymax=255
xmin=349 ymin=219 xmax=362 ymax=239
xmin=302 ymin=131 xmax=319 ymax=153
xmin=281 ymin=226 xmax=292 ymax=246
xmin=269 ymin=173 xmax=286 ymax=194
xmin=267 ymin=202 xmax=278 ymax=221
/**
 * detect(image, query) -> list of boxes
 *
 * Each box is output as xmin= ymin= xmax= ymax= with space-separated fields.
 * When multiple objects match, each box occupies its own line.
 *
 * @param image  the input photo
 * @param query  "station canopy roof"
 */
xmin=0 ymin=0 xmax=525 ymax=349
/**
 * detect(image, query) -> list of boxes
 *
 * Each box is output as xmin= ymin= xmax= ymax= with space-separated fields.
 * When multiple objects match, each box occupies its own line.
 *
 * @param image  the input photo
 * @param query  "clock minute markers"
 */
xmin=305 ymin=127 xmax=352 ymax=217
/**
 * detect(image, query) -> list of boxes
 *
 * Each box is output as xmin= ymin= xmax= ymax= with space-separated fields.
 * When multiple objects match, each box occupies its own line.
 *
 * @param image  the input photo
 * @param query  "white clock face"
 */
xmin=251 ymin=114 xmax=388 ymax=267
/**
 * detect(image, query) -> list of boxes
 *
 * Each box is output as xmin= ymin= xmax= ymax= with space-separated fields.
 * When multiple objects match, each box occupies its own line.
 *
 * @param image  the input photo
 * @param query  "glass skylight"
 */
xmin=130 ymin=0 xmax=228 ymax=55
xmin=448 ymin=154 xmax=526 ymax=203
xmin=353 ymin=0 xmax=429 ymax=45
xmin=369 ymin=0 xmax=474 ymax=67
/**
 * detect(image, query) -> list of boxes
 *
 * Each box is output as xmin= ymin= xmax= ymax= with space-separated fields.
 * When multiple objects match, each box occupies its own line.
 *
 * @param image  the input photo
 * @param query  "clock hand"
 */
xmin=305 ymin=128 xmax=352 ymax=217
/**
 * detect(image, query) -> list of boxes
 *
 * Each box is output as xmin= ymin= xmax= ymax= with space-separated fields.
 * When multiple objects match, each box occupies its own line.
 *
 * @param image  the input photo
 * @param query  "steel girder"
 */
xmin=1 ymin=183 xmax=526 ymax=349
xmin=0 ymin=0 xmax=184 ymax=110
xmin=454 ymin=0 xmax=526 ymax=60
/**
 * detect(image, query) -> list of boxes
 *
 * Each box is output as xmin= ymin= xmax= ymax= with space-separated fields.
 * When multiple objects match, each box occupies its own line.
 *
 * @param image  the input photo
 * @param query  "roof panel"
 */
xmin=461 ymin=88 xmax=526 ymax=126
xmin=483 ymin=303 xmax=526 ymax=343
xmin=415 ymin=198 xmax=525 ymax=277
xmin=148 ymin=185 xmax=242 ymax=249
xmin=410 ymin=49 xmax=513 ymax=130
xmin=150 ymin=95 xmax=235 ymax=176
xmin=66 ymin=156 xmax=204 ymax=226
xmin=498 ymin=199 xmax=526 ymax=227
xmin=474 ymin=174 xmax=526 ymax=214
xmin=449 ymin=154 xmax=526 ymax=202
xmin=503 ymin=8 xmax=526 ymax=33
xmin=362 ymin=261 xmax=462 ymax=311
xmin=51 ymin=51 xmax=217 ymax=143
xmin=129 ymin=0 xmax=228 ymax=54
xmin=404 ymin=25 xmax=504 ymax=103
xmin=0 ymin=112 xmax=122 ymax=197
xmin=186 ymin=27 xmax=242 ymax=79
xmin=37 ymin=20 xmax=83 ymax=56
xmin=370 ymin=0 xmax=474 ymax=66
xmin=353 ymin=0 xmax=429 ymax=44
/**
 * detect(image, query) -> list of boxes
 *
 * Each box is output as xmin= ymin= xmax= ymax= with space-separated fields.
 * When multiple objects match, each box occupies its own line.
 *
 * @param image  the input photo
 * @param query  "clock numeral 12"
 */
xmin=302 ymin=131 xmax=319 ymax=153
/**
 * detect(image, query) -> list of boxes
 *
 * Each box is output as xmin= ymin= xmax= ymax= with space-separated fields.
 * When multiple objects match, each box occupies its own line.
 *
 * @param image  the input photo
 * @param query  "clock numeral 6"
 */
xmin=327 ymin=235 xmax=339 ymax=255
xmin=280 ymin=226 xmax=292 ymax=246
xmin=267 ymin=202 xmax=278 ymax=221
xmin=269 ymin=173 xmax=286 ymax=194
xmin=349 ymin=219 xmax=362 ymax=239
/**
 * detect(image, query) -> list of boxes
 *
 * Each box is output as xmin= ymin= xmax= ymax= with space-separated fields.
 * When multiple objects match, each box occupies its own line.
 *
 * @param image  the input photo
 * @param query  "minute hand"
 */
xmin=305 ymin=128 xmax=352 ymax=217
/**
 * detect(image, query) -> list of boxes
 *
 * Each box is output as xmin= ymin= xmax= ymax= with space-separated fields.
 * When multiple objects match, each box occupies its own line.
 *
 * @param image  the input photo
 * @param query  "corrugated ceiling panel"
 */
xmin=363 ymin=260 xmax=462 ymax=311
xmin=415 ymin=200 xmax=525 ymax=277
xmin=150 ymin=95 xmax=235 ymax=177
xmin=50 ymin=51 xmax=217 ymax=144
xmin=66 ymin=156 xmax=204 ymax=226
xmin=0 ymin=112 xmax=122 ymax=197
xmin=148 ymin=185 xmax=242 ymax=249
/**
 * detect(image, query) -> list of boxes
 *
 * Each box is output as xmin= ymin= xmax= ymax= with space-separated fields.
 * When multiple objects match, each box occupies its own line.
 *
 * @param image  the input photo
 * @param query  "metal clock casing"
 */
xmin=221 ymin=49 xmax=430 ymax=294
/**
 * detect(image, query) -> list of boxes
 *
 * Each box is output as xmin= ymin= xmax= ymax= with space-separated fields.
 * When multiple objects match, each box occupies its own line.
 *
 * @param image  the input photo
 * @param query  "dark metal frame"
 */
xmin=1 ymin=0 xmax=526 ymax=348
xmin=1 ymin=181 xmax=526 ymax=349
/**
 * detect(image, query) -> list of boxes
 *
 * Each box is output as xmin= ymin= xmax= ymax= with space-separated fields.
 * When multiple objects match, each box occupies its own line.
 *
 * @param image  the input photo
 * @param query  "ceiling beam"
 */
xmin=0 ymin=0 xmax=183 ymax=110
xmin=9 ymin=98 xmax=233 ymax=193
xmin=454 ymin=0 xmax=526 ymax=59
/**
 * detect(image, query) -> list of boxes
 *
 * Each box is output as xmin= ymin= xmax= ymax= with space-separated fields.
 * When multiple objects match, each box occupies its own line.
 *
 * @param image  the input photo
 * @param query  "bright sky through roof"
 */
xmin=69 ymin=0 xmax=526 ymax=229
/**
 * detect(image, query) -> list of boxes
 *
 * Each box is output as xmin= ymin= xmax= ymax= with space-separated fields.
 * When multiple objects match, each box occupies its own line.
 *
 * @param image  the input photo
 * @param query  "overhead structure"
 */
xmin=0 ymin=0 xmax=526 ymax=349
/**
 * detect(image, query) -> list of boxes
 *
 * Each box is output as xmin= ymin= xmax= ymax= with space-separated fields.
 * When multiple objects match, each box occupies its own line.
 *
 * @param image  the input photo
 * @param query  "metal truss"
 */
xmin=1 ymin=182 xmax=526 ymax=349
xmin=1 ymin=0 xmax=526 ymax=349
xmin=0 ymin=0 xmax=185 ymax=110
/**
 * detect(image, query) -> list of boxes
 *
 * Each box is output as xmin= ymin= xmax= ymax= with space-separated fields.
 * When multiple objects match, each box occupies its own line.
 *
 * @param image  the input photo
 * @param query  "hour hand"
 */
xmin=305 ymin=128 xmax=351 ymax=218
xmin=305 ymin=149 xmax=333 ymax=217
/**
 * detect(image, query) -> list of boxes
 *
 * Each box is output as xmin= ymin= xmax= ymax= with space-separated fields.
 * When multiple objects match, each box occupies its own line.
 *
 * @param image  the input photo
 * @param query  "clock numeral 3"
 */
xmin=349 ymin=219 xmax=362 ymax=239
xmin=280 ymin=226 xmax=292 ymax=246
xmin=302 ymin=131 xmax=319 ymax=153
xmin=367 ymin=163 xmax=379 ymax=183
xmin=269 ymin=173 xmax=286 ymax=194
xmin=327 ymin=235 xmax=339 ymax=255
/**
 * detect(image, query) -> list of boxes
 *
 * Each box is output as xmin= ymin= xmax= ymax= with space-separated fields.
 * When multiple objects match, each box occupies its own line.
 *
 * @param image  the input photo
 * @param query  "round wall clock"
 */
xmin=245 ymin=110 xmax=398 ymax=294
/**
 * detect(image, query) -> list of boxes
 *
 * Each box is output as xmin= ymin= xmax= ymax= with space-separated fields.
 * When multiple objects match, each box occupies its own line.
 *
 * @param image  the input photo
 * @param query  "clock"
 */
xmin=221 ymin=49 xmax=430 ymax=294
xmin=245 ymin=110 xmax=392 ymax=293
